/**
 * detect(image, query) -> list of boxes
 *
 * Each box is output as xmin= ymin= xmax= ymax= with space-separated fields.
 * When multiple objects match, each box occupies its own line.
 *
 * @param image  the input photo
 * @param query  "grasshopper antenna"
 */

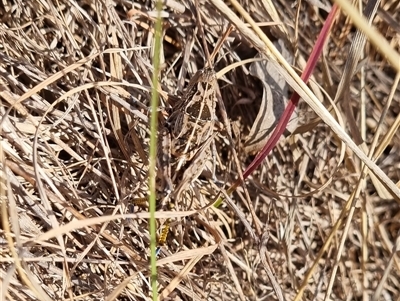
xmin=193 ymin=0 xmax=233 ymax=68
xmin=194 ymin=0 xmax=212 ymax=68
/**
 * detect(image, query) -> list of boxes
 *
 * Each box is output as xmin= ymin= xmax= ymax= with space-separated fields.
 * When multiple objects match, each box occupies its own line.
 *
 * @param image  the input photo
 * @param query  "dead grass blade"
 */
xmin=334 ymin=0 xmax=381 ymax=102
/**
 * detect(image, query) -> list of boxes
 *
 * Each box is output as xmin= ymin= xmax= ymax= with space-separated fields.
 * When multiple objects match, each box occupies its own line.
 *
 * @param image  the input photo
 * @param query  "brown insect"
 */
xmin=154 ymin=24 xmax=233 ymax=250
xmin=155 ymin=68 xmax=218 ymax=248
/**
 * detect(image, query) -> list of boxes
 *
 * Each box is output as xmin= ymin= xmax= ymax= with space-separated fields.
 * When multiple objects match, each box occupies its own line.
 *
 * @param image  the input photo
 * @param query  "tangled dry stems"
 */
xmin=1 ymin=0 xmax=400 ymax=300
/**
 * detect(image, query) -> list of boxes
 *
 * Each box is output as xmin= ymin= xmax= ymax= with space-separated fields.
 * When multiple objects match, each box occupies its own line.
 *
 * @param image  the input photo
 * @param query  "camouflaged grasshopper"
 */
xmin=155 ymin=67 xmax=218 ymax=248
xmin=147 ymin=20 xmax=233 ymax=251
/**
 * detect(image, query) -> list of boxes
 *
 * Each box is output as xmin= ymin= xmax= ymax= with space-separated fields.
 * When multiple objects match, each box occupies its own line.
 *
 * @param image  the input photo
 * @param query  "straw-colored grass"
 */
xmin=1 ymin=0 xmax=400 ymax=300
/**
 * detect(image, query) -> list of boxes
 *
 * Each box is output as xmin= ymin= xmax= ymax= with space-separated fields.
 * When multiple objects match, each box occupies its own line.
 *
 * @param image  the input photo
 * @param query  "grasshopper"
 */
xmin=144 ymin=17 xmax=233 ymax=252
xmin=155 ymin=67 xmax=218 ymax=248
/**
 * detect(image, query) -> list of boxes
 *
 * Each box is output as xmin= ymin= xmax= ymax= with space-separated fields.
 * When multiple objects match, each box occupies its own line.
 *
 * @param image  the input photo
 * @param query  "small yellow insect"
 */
xmin=155 ymin=218 xmax=171 ymax=256
xmin=157 ymin=218 xmax=171 ymax=246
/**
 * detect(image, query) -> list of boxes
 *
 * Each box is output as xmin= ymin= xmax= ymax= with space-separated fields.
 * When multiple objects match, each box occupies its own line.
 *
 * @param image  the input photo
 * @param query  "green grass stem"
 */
xmin=149 ymin=0 xmax=163 ymax=299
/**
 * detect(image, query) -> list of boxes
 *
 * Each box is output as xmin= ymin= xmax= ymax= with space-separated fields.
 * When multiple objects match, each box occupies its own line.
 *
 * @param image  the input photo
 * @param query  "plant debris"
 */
xmin=1 ymin=0 xmax=400 ymax=300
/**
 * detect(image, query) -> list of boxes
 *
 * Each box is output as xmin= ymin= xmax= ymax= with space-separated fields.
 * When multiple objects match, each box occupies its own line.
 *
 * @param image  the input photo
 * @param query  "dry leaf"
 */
xmin=244 ymin=39 xmax=296 ymax=154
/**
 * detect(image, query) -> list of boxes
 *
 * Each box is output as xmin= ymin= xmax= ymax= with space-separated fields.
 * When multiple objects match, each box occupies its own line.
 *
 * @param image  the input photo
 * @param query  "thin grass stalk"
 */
xmin=333 ymin=0 xmax=400 ymax=72
xmin=149 ymin=0 xmax=163 ymax=299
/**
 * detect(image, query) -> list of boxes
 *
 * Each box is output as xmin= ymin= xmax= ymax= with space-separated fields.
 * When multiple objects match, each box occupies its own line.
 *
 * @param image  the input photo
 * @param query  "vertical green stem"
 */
xmin=149 ymin=0 xmax=163 ymax=299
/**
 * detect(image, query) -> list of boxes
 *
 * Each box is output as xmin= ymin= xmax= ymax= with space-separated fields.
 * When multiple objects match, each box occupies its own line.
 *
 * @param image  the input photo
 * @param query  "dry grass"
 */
xmin=1 ymin=0 xmax=400 ymax=300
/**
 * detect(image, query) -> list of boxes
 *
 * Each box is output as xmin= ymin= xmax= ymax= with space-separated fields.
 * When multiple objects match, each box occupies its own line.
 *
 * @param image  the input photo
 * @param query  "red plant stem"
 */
xmin=229 ymin=4 xmax=340 ymax=193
